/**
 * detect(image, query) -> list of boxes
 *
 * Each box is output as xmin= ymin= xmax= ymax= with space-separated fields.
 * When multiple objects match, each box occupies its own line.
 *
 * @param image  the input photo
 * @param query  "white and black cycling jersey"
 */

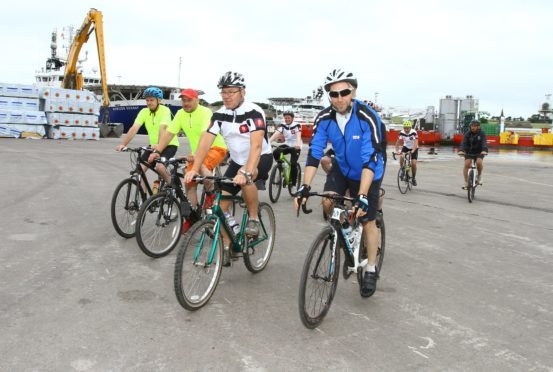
xmin=276 ymin=123 xmax=302 ymax=147
xmin=207 ymin=101 xmax=272 ymax=165
xmin=399 ymin=129 xmax=418 ymax=149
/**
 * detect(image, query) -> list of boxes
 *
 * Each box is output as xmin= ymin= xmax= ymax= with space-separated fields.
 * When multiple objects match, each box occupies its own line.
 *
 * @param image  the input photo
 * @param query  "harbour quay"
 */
xmin=1 ymin=136 xmax=552 ymax=371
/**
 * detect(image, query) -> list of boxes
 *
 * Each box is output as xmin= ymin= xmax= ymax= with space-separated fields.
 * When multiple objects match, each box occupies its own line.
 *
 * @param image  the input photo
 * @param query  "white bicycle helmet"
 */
xmin=323 ymin=68 xmax=358 ymax=92
xmin=217 ymin=71 xmax=246 ymax=89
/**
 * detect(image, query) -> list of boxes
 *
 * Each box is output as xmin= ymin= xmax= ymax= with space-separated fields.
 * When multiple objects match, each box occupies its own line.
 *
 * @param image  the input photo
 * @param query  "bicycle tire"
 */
xmin=269 ymin=165 xmax=282 ymax=203
xmin=243 ymin=202 xmax=276 ymax=273
xmin=136 ymin=192 xmax=182 ymax=258
xmin=111 ymin=178 xmax=144 ymax=238
xmin=357 ymin=215 xmax=385 ymax=277
xmin=174 ymin=219 xmax=223 ymax=311
xmin=299 ymin=226 xmax=340 ymax=329
xmin=287 ymin=163 xmax=302 ymax=196
xmin=397 ymin=167 xmax=409 ymax=194
xmin=467 ymin=170 xmax=474 ymax=203
xmin=376 ymin=215 xmax=386 ymax=273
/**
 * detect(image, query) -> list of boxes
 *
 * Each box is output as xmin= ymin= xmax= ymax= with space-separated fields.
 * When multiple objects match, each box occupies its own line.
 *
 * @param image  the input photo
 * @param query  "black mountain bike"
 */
xmin=135 ymin=157 xmax=194 ymax=258
xmin=297 ymin=192 xmax=386 ymax=328
xmin=111 ymin=147 xmax=163 ymax=238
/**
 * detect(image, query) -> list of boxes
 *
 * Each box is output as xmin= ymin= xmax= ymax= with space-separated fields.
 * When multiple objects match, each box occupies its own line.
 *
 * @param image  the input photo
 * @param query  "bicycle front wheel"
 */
xmin=243 ymin=202 xmax=276 ymax=273
xmin=174 ymin=219 xmax=223 ymax=311
xmin=269 ymin=165 xmax=282 ymax=203
xmin=397 ymin=167 xmax=409 ymax=194
xmin=299 ymin=226 xmax=340 ymax=329
xmin=467 ymin=170 xmax=475 ymax=203
xmin=136 ymin=192 xmax=182 ymax=258
xmin=111 ymin=178 xmax=144 ymax=238
xmin=288 ymin=163 xmax=302 ymax=196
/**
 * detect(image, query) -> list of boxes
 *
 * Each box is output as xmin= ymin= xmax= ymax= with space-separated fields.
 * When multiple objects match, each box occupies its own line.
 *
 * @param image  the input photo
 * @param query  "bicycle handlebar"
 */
xmin=120 ymin=146 xmax=150 ymax=153
xmin=153 ymin=156 xmax=187 ymax=166
xmin=294 ymin=192 xmax=356 ymax=217
xmin=192 ymin=175 xmax=237 ymax=185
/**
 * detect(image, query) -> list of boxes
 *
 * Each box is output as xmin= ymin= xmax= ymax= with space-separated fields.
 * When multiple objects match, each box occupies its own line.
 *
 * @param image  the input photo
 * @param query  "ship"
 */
xmin=35 ymin=26 xmax=186 ymax=135
xmin=268 ymin=87 xmax=326 ymax=139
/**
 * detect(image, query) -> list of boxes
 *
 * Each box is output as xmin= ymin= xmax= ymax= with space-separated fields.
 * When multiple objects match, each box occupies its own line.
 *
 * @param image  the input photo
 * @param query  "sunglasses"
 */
xmin=328 ymin=88 xmax=353 ymax=98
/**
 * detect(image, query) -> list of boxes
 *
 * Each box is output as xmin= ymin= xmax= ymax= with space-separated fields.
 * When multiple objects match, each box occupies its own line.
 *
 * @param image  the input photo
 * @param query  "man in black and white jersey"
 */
xmin=394 ymin=120 xmax=419 ymax=186
xmin=184 ymin=71 xmax=273 ymax=238
xmin=269 ymin=111 xmax=302 ymax=187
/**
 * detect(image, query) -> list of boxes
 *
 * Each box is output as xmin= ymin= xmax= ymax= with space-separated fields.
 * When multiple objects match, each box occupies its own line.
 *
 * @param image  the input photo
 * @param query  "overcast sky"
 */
xmin=2 ymin=0 xmax=552 ymax=118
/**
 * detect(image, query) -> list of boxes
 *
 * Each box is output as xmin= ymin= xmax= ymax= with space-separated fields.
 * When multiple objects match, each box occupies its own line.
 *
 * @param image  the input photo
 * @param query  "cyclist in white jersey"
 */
xmin=184 ymin=71 xmax=273 ymax=238
xmin=394 ymin=120 xmax=419 ymax=186
xmin=269 ymin=111 xmax=302 ymax=187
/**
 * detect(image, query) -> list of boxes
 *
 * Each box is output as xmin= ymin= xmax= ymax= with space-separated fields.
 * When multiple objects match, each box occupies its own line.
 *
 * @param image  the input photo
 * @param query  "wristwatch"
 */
xmin=239 ymin=170 xmax=253 ymax=184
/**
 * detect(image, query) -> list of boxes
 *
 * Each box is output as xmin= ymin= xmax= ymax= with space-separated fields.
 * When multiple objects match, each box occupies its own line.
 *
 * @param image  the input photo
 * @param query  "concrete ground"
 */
xmin=1 ymin=135 xmax=552 ymax=371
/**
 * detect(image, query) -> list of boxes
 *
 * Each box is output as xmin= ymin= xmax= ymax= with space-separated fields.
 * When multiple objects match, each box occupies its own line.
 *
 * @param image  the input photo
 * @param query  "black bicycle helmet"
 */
xmin=471 ymin=119 xmax=481 ymax=126
xmin=283 ymin=110 xmax=295 ymax=118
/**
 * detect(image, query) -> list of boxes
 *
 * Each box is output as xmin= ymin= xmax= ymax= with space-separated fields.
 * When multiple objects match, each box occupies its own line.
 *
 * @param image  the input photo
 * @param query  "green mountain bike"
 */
xmin=269 ymin=146 xmax=302 ymax=203
xmin=174 ymin=176 xmax=276 ymax=311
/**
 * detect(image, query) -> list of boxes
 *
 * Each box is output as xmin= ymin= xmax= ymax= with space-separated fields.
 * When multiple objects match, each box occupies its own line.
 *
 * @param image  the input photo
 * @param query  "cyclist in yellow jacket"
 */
xmin=150 ymin=88 xmax=227 ymax=211
xmin=116 ymin=86 xmax=177 ymax=185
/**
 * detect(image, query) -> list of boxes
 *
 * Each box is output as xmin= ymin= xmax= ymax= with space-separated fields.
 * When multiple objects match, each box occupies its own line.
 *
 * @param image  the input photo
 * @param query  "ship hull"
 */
xmin=101 ymin=103 xmax=182 ymax=134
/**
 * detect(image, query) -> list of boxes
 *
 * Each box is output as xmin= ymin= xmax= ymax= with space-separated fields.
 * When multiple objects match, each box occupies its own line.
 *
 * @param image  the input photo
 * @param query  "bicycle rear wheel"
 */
xmin=467 ymin=170 xmax=475 ymax=203
xmin=243 ymin=202 xmax=276 ymax=273
xmin=358 ymin=215 xmax=385 ymax=276
xmin=299 ymin=226 xmax=340 ymax=329
xmin=288 ymin=163 xmax=302 ymax=196
xmin=174 ymin=219 xmax=223 ymax=311
xmin=136 ymin=192 xmax=182 ymax=258
xmin=111 ymin=178 xmax=144 ymax=238
xmin=397 ymin=167 xmax=409 ymax=194
xmin=269 ymin=165 xmax=283 ymax=203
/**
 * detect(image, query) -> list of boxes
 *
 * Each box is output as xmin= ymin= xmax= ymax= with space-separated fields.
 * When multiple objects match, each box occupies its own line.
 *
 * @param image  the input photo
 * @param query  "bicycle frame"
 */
xmin=278 ymin=152 xmax=293 ymax=186
xmin=123 ymin=148 xmax=161 ymax=208
xmin=402 ymin=152 xmax=412 ymax=176
xmin=329 ymin=208 xmax=366 ymax=276
xmin=194 ymin=181 xmax=270 ymax=266
xmin=468 ymin=158 xmax=477 ymax=188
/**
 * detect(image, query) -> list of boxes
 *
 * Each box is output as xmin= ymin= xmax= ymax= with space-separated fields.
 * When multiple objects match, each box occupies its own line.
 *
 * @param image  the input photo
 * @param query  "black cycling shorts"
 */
xmin=464 ymin=154 xmax=485 ymax=160
xmin=401 ymin=146 xmax=418 ymax=160
xmin=140 ymin=145 xmax=178 ymax=165
xmin=323 ymin=158 xmax=382 ymax=222
xmin=221 ymin=153 xmax=273 ymax=195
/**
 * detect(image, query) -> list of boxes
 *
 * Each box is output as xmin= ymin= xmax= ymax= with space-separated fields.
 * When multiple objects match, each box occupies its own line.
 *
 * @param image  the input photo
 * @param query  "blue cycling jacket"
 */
xmin=307 ymin=99 xmax=384 ymax=181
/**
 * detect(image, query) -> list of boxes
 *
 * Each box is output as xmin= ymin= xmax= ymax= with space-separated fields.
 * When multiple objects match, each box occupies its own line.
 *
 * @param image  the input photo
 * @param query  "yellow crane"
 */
xmin=62 ymin=8 xmax=122 ymax=137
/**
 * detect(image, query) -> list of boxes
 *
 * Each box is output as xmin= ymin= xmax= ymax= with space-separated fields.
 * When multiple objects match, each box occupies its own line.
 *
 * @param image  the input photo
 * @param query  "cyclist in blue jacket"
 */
xmin=295 ymin=68 xmax=385 ymax=298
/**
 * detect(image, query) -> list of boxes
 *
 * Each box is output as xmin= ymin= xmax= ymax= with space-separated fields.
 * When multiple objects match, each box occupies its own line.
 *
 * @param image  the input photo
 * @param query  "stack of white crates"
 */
xmin=41 ymin=87 xmax=101 ymax=140
xmin=0 ymin=83 xmax=47 ymax=138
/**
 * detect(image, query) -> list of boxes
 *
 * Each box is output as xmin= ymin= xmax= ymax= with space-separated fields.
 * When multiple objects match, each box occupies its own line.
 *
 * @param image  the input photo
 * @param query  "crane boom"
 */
xmin=62 ymin=8 xmax=109 ymax=107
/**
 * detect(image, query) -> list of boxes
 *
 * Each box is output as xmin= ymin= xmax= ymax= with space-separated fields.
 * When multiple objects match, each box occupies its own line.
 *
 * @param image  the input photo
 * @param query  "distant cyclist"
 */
xmin=115 ymin=86 xmax=177 ymax=185
xmin=295 ymin=68 xmax=385 ymax=298
xmin=458 ymin=119 xmax=488 ymax=188
xmin=394 ymin=120 xmax=418 ymax=186
xmin=269 ymin=110 xmax=302 ymax=189
xmin=184 ymin=71 xmax=273 ymax=239
xmin=149 ymin=88 xmax=227 ymax=215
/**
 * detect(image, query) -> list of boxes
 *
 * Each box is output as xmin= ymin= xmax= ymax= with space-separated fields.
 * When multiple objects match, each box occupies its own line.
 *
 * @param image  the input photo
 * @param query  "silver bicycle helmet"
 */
xmin=323 ymin=68 xmax=358 ymax=92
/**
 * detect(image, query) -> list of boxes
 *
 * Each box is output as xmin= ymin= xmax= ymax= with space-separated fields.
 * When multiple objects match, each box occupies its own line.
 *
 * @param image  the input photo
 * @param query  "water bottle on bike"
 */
xmin=224 ymin=211 xmax=240 ymax=236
